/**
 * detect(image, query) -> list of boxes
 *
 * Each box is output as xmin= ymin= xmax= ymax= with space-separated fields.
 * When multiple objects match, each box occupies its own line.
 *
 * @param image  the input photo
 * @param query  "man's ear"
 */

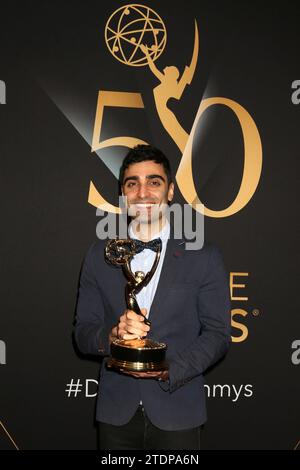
xmin=168 ymin=182 xmax=175 ymax=202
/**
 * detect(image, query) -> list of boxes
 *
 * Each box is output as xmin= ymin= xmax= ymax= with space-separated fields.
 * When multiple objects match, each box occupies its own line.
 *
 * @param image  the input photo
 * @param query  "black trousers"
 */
xmin=99 ymin=405 xmax=201 ymax=450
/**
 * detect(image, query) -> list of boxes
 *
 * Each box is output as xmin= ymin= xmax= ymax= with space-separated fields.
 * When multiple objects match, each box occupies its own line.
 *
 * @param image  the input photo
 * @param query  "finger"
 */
xmin=117 ymin=325 xmax=137 ymax=340
xmin=126 ymin=326 xmax=148 ymax=337
xmin=143 ymin=372 xmax=162 ymax=377
xmin=126 ymin=309 xmax=149 ymax=322
xmin=117 ymin=323 xmax=140 ymax=338
xmin=117 ymin=323 xmax=128 ymax=338
xmin=118 ymin=323 xmax=149 ymax=339
xmin=126 ymin=310 xmax=143 ymax=321
xmin=122 ymin=333 xmax=140 ymax=340
xmin=120 ymin=370 xmax=147 ymax=378
xmin=126 ymin=319 xmax=150 ymax=332
xmin=125 ymin=372 xmax=161 ymax=378
xmin=140 ymin=308 xmax=148 ymax=317
xmin=121 ymin=315 xmax=149 ymax=329
xmin=121 ymin=372 xmax=140 ymax=378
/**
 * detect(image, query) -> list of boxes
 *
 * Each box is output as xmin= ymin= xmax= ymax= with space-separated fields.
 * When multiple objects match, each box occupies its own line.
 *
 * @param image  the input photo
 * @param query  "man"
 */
xmin=75 ymin=145 xmax=231 ymax=450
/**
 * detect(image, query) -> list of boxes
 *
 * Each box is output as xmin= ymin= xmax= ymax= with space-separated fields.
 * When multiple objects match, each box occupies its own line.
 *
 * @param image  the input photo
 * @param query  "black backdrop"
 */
xmin=0 ymin=0 xmax=299 ymax=450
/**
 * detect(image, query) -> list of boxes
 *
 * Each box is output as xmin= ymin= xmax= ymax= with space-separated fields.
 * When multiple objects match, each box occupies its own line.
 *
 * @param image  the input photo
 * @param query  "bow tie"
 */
xmin=131 ymin=237 xmax=162 ymax=254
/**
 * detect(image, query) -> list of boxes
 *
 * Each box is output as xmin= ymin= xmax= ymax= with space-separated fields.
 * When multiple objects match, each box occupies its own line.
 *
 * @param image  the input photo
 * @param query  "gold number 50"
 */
xmin=89 ymin=92 xmax=262 ymax=218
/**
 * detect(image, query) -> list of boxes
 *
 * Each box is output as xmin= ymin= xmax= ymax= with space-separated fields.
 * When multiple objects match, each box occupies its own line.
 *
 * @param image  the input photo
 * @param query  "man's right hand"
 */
xmin=109 ymin=309 xmax=150 ymax=343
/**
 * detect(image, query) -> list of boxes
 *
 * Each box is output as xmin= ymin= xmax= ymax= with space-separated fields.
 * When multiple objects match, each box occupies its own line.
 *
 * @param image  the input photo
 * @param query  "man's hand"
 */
xmin=118 ymin=369 xmax=169 ymax=381
xmin=108 ymin=309 xmax=168 ymax=381
xmin=109 ymin=308 xmax=150 ymax=343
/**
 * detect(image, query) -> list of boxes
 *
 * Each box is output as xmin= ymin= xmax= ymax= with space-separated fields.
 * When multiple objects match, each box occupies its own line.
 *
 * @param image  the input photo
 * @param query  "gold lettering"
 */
xmin=230 ymin=272 xmax=249 ymax=301
xmin=231 ymin=308 xmax=249 ymax=342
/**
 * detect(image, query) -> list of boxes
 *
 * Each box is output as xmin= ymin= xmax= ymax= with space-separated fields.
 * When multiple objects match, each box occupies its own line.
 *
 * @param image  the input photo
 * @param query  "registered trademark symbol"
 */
xmin=252 ymin=309 xmax=260 ymax=316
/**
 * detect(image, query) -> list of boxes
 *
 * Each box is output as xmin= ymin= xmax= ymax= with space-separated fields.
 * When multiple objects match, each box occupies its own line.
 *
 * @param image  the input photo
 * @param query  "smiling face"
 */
xmin=121 ymin=160 xmax=174 ymax=225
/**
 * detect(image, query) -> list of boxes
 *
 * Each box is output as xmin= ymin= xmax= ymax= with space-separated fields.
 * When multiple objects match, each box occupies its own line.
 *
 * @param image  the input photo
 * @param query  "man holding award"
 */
xmin=75 ymin=145 xmax=231 ymax=450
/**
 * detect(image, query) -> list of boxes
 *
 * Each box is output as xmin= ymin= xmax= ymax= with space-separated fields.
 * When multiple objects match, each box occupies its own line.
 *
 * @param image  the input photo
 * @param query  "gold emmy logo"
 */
xmin=89 ymin=4 xmax=263 ymax=218
xmin=105 ymin=4 xmax=166 ymax=67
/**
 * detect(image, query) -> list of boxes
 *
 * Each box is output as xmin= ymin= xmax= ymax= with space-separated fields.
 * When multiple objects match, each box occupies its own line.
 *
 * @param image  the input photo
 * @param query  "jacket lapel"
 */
xmin=149 ymin=226 xmax=186 ymax=321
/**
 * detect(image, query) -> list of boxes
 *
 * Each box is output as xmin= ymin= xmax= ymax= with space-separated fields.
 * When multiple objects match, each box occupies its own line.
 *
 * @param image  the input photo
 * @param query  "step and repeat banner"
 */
xmin=0 ymin=1 xmax=299 ymax=450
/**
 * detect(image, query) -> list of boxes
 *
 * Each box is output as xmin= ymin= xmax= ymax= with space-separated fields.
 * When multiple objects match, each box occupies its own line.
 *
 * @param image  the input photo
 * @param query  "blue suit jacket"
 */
xmin=74 ymin=230 xmax=231 ymax=431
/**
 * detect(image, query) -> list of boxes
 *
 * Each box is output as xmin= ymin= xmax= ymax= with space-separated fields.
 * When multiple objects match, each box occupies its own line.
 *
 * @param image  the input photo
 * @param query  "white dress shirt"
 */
xmin=128 ymin=220 xmax=170 ymax=318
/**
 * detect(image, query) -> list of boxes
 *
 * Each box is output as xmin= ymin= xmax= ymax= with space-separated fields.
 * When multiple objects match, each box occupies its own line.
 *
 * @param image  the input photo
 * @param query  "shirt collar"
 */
xmin=128 ymin=219 xmax=170 ymax=244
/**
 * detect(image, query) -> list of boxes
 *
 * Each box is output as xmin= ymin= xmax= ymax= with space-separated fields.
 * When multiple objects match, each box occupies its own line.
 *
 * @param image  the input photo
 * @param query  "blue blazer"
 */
xmin=75 ymin=230 xmax=231 ymax=431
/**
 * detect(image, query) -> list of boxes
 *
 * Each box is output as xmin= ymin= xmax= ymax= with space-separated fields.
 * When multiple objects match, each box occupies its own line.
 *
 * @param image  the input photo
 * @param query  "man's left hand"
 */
xmin=119 ymin=369 xmax=169 ymax=381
